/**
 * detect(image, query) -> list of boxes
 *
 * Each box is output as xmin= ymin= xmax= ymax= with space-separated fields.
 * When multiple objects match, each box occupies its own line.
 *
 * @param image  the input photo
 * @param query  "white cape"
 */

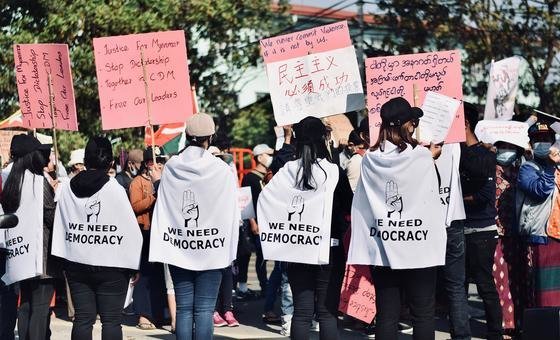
xmin=2 ymin=171 xmax=44 ymax=285
xmin=347 ymin=142 xmax=447 ymax=269
xmin=257 ymin=159 xmax=338 ymax=265
xmin=435 ymin=144 xmax=466 ymax=226
xmin=52 ymin=178 xmax=142 ymax=270
xmin=149 ymin=146 xmax=240 ymax=270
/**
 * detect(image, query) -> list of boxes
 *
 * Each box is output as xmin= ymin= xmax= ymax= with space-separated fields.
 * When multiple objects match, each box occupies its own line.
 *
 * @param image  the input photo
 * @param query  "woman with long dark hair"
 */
xmin=1 ymin=134 xmax=57 ymax=340
xmin=257 ymin=116 xmax=353 ymax=340
xmin=348 ymin=97 xmax=446 ymax=340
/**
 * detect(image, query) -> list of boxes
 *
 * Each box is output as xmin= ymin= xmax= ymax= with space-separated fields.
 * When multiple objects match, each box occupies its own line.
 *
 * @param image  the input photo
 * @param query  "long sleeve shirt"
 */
xmin=517 ymin=160 xmax=556 ymax=202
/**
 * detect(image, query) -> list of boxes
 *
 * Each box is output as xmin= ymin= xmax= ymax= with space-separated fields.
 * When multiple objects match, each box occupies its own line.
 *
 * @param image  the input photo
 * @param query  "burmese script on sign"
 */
xmin=366 ymin=50 xmax=465 ymax=143
xmin=93 ymin=30 xmax=193 ymax=130
xmin=13 ymin=44 xmax=78 ymax=130
xmin=418 ymin=91 xmax=461 ymax=144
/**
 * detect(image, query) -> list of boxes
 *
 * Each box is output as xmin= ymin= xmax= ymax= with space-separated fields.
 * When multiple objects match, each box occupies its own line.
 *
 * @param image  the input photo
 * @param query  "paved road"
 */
xmin=45 ymin=259 xmax=488 ymax=339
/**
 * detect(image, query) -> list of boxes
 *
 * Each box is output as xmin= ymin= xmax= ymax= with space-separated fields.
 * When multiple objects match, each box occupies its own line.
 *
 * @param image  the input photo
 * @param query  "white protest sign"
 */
xmin=475 ymin=120 xmax=530 ymax=149
xmin=2 ymin=171 xmax=44 ymax=285
xmin=52 ymin=179 xmax=143 ymax=270
xmin=484 ymin=57 xmax=521 ymax=121
xmin=238 ymin=187 xmax=255 ymax=220
xmin=418 ymin=91 xmax=461 ymax=144
xmin=261 ymin=21 xmax=365 ymax=126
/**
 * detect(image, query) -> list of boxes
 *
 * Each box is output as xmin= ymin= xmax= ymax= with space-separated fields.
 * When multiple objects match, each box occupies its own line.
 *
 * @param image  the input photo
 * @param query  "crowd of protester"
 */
xmin=0 ymin=98 xmax=559 ymax=340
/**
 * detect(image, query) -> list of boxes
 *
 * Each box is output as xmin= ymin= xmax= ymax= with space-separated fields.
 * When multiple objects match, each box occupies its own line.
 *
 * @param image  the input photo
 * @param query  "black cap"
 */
xmin=380 ymin=97 xmax=423 ymax=127
xmin=10 ymin=134 xmax=51 ymax=159
xmin=294 ymin=117 xmax=327 ymax=145
xmin=143 ymin=146 xmax=163 ymax=163
xmin=84 ymin=136 xmax=113 ymax=169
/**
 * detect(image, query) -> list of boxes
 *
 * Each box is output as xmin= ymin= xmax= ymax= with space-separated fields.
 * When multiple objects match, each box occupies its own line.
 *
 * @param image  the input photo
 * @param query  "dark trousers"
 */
xmin=372 ymin=266 xmax=437 ymax=340
xmin=287 ymin=247 xmax=345 ymax=340
xmin=133 ymin=230 xmax=165 ymax=324
xmin=17 ymin=279 xmax=54 ymax=340
xmin=215 ymin=266 xmax=233 ymax=314
xmin=0 ymin=252 xmax=17 ymax=340
xmin=465 ymin=231 xmax=503 ymax=340
xmin=441 ymin=221 xmax=471 ymax=340
xmin=237 ymin=234 xmax=267 ymax=291
xmin=66 ymin=270 xmax=129 ymax=340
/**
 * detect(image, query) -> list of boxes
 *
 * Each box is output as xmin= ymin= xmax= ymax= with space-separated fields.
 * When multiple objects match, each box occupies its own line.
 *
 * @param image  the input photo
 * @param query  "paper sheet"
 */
xmin=418 ymin=92 xmax=461 ymax=144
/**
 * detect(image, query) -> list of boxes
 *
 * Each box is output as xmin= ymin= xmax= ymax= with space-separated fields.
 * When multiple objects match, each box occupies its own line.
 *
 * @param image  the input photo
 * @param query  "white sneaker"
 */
xmin=311 ymin=320 xmax=320 ymax=331
xmin=281 ymin=315 xmax=292 ymax=336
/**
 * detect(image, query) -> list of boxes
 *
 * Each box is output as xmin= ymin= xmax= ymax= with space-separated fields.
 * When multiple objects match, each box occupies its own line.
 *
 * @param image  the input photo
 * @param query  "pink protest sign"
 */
xmin=260 ymin=21 xmax=351 ymax=63
xmin=339 ymin=265 xmax=376 ymax=323
xmin=93 ymin=30 xmax=193 ymax=130
xmin=366 ymin=50 xmax=465 ymax=143
xmin=13 ymin=44 xmax=78 ymax=131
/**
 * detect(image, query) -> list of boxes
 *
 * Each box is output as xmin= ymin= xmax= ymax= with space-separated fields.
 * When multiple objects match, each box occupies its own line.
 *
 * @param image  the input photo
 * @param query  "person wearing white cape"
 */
xmin=149 ymin=113 xmax=240 ymax=340
xmin=257 ymin=117 xmax=353 ymax=340
xmin=347 ymin=97 xmax=446 ymax=340
xmin=52 ymin=137 xmax=142 ymax=340
xmin=1 ymin=134 xmax=57 ymax=340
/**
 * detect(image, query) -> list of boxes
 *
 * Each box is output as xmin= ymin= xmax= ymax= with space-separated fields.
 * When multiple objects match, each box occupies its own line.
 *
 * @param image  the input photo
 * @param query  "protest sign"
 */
xmin=261 ymin=21 xmax=365 ymax=126
xmin=93 ymin=30 xmax=193 ymax=130
xmin=13 ymin=44 xmax=78 ymax=131
xmin=366 ymin=50 xmax=465 ymax=143
xmin=418 ymin=92 xmax=461 ymax=144
xmin=0 ymin=130 xmax=26 ymax=165
xmin=484 ymin=57 xmax=521 ymax=121
xmin=475 ymin=120 xmax=530 ymax=149
xmin=339 ymin=265 xmax=376 ymax=323
xmin=238 ymin=186 xmax=255 ymax=220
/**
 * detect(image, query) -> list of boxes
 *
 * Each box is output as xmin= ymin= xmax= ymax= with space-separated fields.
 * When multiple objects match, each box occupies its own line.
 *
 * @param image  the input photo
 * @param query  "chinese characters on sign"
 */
xmin=261 ymin=21 xmax=365 ymax=126
xmin=366 ymin=50 xmax=465 ymax=143
xmin=13 ymin=44 xmax=78 ymax=131
xmin=93 ymin=30 xmax=193 ymax=130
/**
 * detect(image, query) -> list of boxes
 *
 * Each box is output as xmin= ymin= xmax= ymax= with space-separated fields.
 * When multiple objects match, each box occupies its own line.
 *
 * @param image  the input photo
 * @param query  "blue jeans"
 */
xmin=264 ymin=262 xmax=282 ymax=312
xmin=170 ymin=266 xmax=222 ymax=340
xmin=442 ymin=220 xmax=471 ymax=340
xmin=280 ymin=264 xmax=293 ymax=317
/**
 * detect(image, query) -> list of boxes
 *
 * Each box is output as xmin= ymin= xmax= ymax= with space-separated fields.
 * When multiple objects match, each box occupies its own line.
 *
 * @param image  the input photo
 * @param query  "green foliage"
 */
xmin=0 ymin=0 xmax=289 ymax=159
xmin=376 ymin=0 xmax=560 ymax=113
xmin=231 ymin=96 xmax=276 ymax=148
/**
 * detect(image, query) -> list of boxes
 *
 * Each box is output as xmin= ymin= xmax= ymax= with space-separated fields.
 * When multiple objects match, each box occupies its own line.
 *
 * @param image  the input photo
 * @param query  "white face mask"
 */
xmin=260 ymin=154 xmax=273 ymax=168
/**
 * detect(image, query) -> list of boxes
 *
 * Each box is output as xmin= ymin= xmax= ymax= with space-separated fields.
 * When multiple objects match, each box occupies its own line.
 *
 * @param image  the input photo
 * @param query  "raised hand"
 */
xmin=182 ymin=190 xmax=199 ymax=228
xmin=287 ymin=195 xmax=305 ymax=222
xmin=385 ymin=181 xmax=403 ymax=218
xmin=85 ymin=196 xmax=101 ymax=223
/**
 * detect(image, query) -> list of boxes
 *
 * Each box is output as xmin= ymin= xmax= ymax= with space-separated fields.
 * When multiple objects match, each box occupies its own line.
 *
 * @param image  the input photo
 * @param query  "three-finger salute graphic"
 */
xmin=385 ymin=180 xmax=403 ymax=218
xmin=85 ymin=195 xmax=101 ymax=223
xmin=182 ymin=189 xmax=199 ymax=228
xmin=287 ymin=195 xmax=305 ymax=222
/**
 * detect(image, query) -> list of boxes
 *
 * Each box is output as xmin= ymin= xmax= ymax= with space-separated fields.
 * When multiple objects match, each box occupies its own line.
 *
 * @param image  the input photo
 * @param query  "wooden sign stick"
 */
xmin=413 ymin=83 xmax=420 ymax=141
xmin=191 ymin=85 xmax=199 ymax=114
xmin=140 ymin=50 xmax=157 ymax=163
xmin=47 ymin=73 xmax=59 ymax=179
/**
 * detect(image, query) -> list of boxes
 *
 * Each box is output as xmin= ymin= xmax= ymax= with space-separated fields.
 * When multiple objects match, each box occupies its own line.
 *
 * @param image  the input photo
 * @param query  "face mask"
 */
xmin=496 ymin=149 xmax=517 ymax=166
xmin=533 ymin=142 xmax=552 ymax=159
xmin=130 ymin=166 xmax=138 ymax=177
xmin=260 ymin=154 xmax=273 ymax=168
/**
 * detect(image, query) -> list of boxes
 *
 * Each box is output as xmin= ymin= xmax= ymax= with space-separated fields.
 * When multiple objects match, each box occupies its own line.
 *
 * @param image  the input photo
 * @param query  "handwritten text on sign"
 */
xmin=339 ymin=265 xmax=376 ymax=323
xmin=366 ymin=50 xmax=465 ymax=143
xmin=93 ymin=30 xmax=193 ymax=130
xmin=260 ymin=21 xmax=351 ymax=63
xmin=262 ymin=21 xmax=364 ymax=126
xmin=13 ymin=44 xmax=78 ymax=131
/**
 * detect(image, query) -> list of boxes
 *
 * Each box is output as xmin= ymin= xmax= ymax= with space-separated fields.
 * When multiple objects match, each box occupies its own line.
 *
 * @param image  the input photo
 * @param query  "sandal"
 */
xmin=136 ymin=322 xmax=156 ymax=330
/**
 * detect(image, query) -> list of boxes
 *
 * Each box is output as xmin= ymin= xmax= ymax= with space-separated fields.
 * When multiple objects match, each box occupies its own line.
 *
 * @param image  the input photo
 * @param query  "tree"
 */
xmin=0 ymin=0 xmax=289 ymax=156
xmin=375 ymin=0 xmax=560 ymax=113
xmin=231 ymin=96 xmax=276 ymax=148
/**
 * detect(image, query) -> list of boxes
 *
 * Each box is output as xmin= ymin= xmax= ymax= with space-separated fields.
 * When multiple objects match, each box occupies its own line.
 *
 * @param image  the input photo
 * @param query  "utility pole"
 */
xmin=356 ymin=0 xmax=366 ymax=124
